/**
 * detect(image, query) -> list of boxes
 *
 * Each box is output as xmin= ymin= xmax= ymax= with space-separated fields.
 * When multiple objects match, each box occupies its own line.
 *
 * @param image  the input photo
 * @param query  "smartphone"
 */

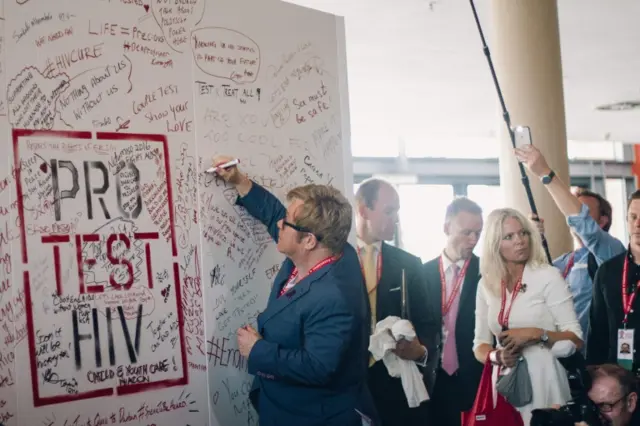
xmin=513 ymin=126 xmax=532 ymax=148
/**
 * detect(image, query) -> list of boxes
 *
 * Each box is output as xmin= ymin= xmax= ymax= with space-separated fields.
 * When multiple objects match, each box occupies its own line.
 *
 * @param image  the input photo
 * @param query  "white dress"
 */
xmin=473 ymin=264 xmax=583 ymax=425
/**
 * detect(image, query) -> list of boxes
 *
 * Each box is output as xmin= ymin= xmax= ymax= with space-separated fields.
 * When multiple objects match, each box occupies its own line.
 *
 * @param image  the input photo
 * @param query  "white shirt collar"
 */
xmin=356 ymin=237 xmax=382 ymax=253
xmin=441 ymin=251 xmax=465 ymax=271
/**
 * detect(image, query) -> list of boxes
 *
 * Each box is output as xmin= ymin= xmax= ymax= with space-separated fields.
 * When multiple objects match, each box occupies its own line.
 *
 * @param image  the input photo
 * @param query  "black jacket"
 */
xmin=587 ymin=251 xmax=640 ymax=367
xmin=367 ymin=243 xmax=440 ymax=424
xmin=422 ymin=254 xmax=484 ymax=411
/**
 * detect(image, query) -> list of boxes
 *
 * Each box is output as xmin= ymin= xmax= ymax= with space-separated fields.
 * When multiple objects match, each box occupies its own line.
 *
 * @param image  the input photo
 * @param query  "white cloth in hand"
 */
xmin=368 ymin=316 xmax=430 ymax=407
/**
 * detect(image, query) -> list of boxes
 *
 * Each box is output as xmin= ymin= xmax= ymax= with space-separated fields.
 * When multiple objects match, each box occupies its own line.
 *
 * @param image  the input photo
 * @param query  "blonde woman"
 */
xmin=473 ymin=208 xmax=583 ymax=424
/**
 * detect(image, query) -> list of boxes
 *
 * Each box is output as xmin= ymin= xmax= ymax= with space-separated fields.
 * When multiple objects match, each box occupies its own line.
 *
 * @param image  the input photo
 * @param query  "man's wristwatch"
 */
xmin=541 ymin=170 xmax=556 ymax=185
xmin=540 ymin=329 xmax=549 ymax=344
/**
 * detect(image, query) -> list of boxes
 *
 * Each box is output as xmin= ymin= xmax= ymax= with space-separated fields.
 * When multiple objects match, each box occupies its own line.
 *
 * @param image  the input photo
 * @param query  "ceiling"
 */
xmin=286 ymin=0 xmax=640 ymax=153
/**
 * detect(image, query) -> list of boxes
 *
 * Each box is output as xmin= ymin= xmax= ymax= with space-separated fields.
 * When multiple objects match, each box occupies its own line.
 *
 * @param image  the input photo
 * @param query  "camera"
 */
xmin=530 ymin=353 xmax=608 ymax=426
xmin=530 ymin=399 xmax=605 ymax=426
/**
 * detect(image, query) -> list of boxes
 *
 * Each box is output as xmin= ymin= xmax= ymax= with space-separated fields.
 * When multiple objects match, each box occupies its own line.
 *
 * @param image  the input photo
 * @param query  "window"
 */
xmin=397 ymin=184 xmax=454 ymax=262
xmin=350 ymin=126 xmax=400 ymax=158
xmin=466 ymin=185 xmax=506 ymax=257
xmin=605 ymin=178 xmax=628 ymax=245
xmin=404 ymin=137 xmax=500 ymax=159
xmin=567 ymin=141 xmax=624 ymax=161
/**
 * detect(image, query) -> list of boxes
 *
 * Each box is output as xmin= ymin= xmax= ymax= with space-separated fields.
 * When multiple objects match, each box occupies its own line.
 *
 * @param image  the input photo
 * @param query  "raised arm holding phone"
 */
xmin=515 ymin=145 xmax=625 ymax=346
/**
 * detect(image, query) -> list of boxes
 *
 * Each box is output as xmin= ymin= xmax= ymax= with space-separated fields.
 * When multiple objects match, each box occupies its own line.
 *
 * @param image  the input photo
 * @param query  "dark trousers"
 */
xmin=368 ymin=361 xmax=429 ymax=426
xmin=429 ymin=369 xmax=463 ymax=426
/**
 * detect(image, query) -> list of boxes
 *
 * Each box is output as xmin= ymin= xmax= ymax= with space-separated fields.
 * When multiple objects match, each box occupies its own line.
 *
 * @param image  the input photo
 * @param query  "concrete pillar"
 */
xmin=492 ymin=0 xmax=573 ymax=258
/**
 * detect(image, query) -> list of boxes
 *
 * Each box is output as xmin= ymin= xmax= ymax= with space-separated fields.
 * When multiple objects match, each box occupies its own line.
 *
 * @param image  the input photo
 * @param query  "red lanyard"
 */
xmin=439 ymin=256 xmax=470 ymax=316
xmin=563 ymin=252 xmax=576 ymax=279
xmin=279 ymin=255 xmax=340 ymax=297
xmin=357 ymin=247 xmax=382 ymax=294
xmin=498 ymin=277 xmax=524 ymax=329
xmin=621 ymin=255 xmax=640 ymax=324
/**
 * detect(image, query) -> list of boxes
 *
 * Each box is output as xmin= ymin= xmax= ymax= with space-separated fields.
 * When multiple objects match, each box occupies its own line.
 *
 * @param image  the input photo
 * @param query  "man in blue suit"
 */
xmin=214 ymin=156 xmax=377 ymax=426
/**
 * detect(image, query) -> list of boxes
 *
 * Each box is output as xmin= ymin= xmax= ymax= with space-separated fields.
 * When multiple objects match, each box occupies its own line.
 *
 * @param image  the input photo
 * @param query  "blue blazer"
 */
xmin=237 ymin=183 xmax=377 ymax=426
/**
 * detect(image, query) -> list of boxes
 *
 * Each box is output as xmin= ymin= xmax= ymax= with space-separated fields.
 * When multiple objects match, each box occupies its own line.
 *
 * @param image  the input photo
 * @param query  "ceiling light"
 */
xmin=595 ymin=101 xmax=640 ymax=111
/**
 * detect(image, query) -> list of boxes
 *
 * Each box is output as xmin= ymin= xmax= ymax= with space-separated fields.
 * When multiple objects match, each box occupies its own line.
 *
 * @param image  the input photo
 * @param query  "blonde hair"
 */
xmin=480 ymin=208 xmax=547 ymax=296
xmin=287 ymin=184 xmax=352 ymax=254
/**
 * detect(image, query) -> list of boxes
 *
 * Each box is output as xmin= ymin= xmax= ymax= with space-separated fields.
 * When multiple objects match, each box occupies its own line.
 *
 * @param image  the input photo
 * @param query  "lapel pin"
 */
xmin=286 ymin=290 xmax=296 ymax=299
xmin=520 ymin=283 xmax=527 ymax=293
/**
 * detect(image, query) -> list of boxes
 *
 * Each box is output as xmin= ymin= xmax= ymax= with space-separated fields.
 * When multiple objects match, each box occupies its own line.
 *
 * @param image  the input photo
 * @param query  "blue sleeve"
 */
xmin=235 ymin=182 xmax=286 ymax=243
xmin=553 ymin=252 xmax=571 ymax=271
xmin=567 ymin=203 xmax=626 ymax=265
xmin=247 ymin=293 xmax=353 ymax=386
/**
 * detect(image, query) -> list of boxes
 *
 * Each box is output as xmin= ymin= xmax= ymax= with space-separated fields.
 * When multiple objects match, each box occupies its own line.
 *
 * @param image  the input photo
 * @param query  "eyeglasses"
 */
xmin=596 ymin=394 xmax=628 ymax=413
xmin=282 ymin=220 xmax=322 ymax=242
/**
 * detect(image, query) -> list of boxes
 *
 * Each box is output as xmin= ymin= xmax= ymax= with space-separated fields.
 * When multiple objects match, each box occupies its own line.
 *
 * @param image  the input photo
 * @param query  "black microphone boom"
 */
xmin=468 ymin=0 xmax=553 ymax=264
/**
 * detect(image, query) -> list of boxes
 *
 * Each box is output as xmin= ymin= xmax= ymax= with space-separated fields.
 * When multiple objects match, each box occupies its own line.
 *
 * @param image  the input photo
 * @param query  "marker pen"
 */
xmin=206 ymin=158 xmax=240 ymax=174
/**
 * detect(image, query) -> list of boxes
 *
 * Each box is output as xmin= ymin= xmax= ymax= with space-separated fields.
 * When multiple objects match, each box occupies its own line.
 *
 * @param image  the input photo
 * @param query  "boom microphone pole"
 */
xmin=468 ymin=0 xmax=553 ymax=264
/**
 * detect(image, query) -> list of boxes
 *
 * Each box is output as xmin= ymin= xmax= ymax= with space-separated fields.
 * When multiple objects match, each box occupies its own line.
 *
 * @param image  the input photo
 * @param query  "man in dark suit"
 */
xmin=214 ymin=156 xmax=377 ymax=426
xmin=355 ymin=179 xmax=439 ymax=426
xmin=588 ymin=190 xmax=640 ymax=372
xmin=423 ymin=197 xmax=485 ymax=426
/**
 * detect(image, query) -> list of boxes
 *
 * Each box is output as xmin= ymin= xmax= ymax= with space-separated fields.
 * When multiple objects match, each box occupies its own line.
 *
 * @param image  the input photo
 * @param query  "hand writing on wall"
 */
xmin=211 ymin=155 xmax=252 ymax=196
xmin=236 ymin=326 xmax=262 ymax=357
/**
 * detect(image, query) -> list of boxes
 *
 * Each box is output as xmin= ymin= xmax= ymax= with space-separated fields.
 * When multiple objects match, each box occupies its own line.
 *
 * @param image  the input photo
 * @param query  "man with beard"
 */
xmin=588 ymin=190 xmax=640 ymax=371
